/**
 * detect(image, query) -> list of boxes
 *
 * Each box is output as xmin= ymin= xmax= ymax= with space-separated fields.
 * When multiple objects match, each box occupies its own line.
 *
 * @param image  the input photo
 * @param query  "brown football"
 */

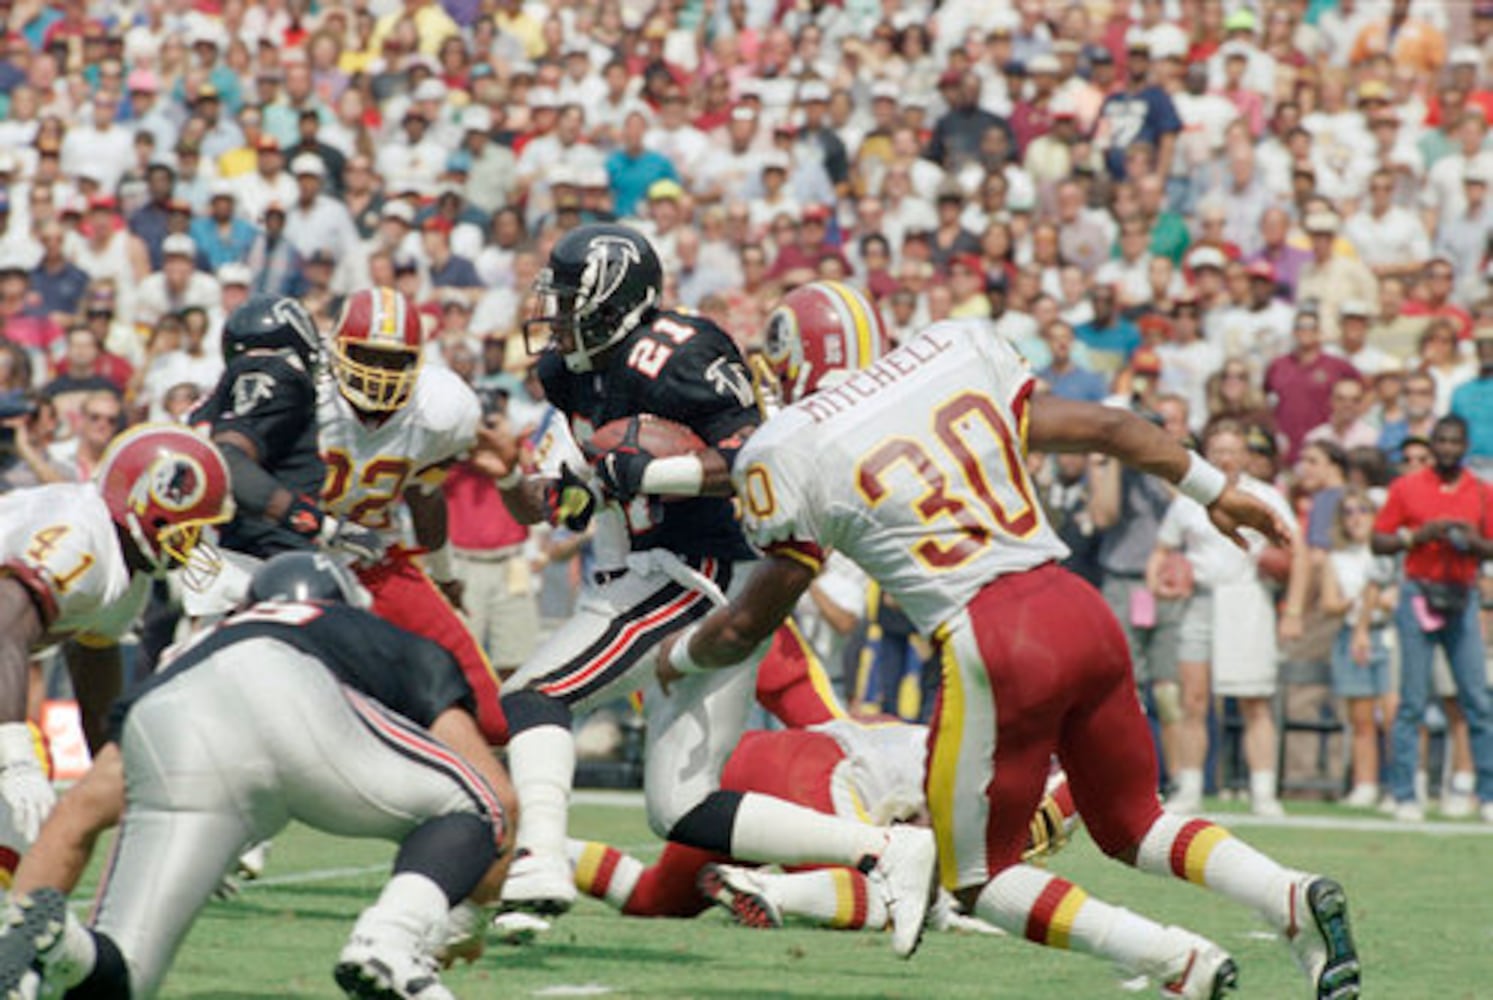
xmin=1256 ymin=545 xmax=1292 ymax=585
xmin=588 ymin=415 xmax=706 ymax=458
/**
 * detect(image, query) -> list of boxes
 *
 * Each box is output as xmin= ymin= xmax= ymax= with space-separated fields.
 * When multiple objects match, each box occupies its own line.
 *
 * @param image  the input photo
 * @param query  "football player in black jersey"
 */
xmin=480 ymin=224 xmax=934 ymax=947
xmin=185 ymin=295 xmax=383 ymax=620
xmin=0 ymin=553 xmax=515 ymax=1000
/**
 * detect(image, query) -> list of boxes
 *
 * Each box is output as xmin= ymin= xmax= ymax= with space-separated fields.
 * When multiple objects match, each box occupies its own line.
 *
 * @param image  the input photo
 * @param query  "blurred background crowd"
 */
xmin=2 ymin=0 xmax=1493 ymax=818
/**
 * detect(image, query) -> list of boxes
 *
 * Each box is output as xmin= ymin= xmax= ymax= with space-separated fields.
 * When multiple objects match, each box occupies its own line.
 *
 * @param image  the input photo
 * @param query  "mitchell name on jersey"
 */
xmin=735 ymin=319 xmax=1069 ymax=635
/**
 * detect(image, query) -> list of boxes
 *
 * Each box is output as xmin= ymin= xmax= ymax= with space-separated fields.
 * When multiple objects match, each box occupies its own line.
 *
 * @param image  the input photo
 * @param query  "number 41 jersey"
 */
xmin=735 ymin=319 xmax=1069 ymax=636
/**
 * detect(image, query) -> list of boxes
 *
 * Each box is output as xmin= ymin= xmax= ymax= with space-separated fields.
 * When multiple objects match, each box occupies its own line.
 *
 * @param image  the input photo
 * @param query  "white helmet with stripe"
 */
xmin=761 ymin=280 xmax=890 ymax=404
xmin=331 ymin=286 xmax=425 ymax=412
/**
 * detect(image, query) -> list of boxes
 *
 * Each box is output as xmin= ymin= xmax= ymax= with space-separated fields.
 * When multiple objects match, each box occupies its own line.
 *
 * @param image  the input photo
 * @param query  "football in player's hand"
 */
xmin=1256 ymin=545 xmax=1292 ymax=585
xmin=588 ymin=415 xmax=705 ymax=459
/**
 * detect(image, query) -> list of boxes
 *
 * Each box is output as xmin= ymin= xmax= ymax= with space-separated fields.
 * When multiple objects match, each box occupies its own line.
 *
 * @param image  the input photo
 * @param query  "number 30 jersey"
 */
xmin=0 ymin=483 xmax=149 ymax=647
xmin=735 ymin=319 xmax=1068 ymax=635
xmin=316 ymin=364 xmax=481 ymax=540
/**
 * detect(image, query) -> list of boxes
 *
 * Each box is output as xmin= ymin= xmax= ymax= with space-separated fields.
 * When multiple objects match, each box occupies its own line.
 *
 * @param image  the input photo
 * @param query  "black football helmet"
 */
xmin=246 ymin=552 xmax=367 ymax=607
xmin=223 ymin=294 xmax=321 ymax=368
xmin=523 ymin=223 xmax=662 ymax=373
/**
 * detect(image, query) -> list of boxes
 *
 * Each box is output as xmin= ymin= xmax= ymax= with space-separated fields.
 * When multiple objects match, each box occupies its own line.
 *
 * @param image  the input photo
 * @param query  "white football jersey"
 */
xmin=815 ymin=718 xmax=929 ymax=825
xmin=318 ymin=364 xmax=481 ymax=537
xmin=735 ymin=319 xmax=1068 ymax=634
xmin=531 ymin=406 xmax=628 ymax=572
xmin=0 ymin=484 xmax=149 ymax=646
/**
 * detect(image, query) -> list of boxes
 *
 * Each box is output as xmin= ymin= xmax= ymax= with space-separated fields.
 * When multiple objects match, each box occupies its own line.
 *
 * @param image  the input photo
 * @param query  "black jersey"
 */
xmin=109 ymin=602 xmax=473 ymax=742
xmin=539 ymin=310 xmax=760 ymax=562
xmin=190 ymin=351 xmax=323 ymax=558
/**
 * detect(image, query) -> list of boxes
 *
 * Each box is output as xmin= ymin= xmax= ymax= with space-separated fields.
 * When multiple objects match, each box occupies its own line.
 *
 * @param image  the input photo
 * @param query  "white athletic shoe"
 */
xmin=236 ymin=840 xmax=273 ymax=881
xmin=497 ymin=849 xmax=576 ymax=916
xmin=869 ymin=826 xmax=936 ymax=959
xmin=1393 ymin=801 xmax=1425 ymax=822
xmin=335 ymin=911 xmax=453 ymax=1000
xmin=1155 ymin=929 xmax=1238 ymax=1000
xmin=1164 ymin=792 xmax=1202 ymax=817
xmin=927 ymin=889 xmax=1004 ymax=936
xmin=0 ymin=888 xmax=67 ymax=1000
xmin=1251 ymin=797 xmax=1286 ymax=819
xmin=1481 ymin=803 xmax=1493 ymax=824
xmin=697 ymin=864 xmax=783 ymax=929
xmin=1439 ymin=791 xmax=1474 ymax=819
xmin=1285 ymin=876 xmax=1361 ymax=1000
xmin=1340 ymin=785 xmax=1378 ymax=809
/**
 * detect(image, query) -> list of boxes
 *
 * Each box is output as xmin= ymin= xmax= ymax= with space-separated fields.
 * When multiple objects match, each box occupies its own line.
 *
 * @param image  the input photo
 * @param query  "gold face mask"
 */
xmin=333 ymin=340 xmax=422 ymax=411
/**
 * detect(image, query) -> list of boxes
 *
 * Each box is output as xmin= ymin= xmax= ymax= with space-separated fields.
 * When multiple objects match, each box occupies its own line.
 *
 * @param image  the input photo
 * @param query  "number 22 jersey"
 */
xmin=735 ymin=319 xmax=1069 ymax=635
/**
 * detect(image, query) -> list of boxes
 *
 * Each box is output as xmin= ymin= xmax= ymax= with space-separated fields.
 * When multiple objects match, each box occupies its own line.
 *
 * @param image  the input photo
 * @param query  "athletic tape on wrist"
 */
xmin=668 ymin=624 xmax=709 ymax=676
xmin=495 ymin=467 xmax=523 ymax=490
xmin=1178 ymin=451 xmax=1227 ymax=507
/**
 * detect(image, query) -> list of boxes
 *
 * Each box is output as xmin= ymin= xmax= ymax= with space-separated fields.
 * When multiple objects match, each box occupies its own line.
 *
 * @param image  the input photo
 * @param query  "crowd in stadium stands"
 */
xmin=2 ymin=0 xmax=1493 ymax=821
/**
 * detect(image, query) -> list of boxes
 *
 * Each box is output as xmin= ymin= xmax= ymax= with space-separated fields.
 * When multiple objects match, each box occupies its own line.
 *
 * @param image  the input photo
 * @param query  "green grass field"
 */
xmin=86 ymin=795 xmax=1491 ymax=999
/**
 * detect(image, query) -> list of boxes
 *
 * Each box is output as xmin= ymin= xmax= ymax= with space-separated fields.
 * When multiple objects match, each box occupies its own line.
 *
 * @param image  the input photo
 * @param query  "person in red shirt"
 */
xmin=1401 ymin=258 xmax=1474 ymax=341
xmin=444 ymin=408 xmax=541 ymax=676
xmin=1263 ymin=308 xmax=1361 ymax=463
xmin=1372 ymin=415 xmax=1493 ymax=821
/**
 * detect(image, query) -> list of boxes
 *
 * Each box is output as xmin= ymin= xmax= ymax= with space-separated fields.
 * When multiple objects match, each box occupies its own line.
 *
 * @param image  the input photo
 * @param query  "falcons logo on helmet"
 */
xmin=579 ymin=236 xmax=642 ymax=317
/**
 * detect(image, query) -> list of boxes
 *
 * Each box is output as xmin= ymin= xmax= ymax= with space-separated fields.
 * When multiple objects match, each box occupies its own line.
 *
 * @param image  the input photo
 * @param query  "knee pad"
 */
xmin=501 ymin=689 xmax=572 ymax=735
xmin=1153 ymin=682 xmax=1182 ymax=726
xmin=395 ymin=812 xmax=498 ymax=905
xmin=663 ymin=790 xmax=743 ymax=855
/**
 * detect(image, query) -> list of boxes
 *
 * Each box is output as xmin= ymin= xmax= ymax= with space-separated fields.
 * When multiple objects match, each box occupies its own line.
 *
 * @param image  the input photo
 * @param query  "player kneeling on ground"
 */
xmin=0 ymin=553 xmax=516 ymax=1000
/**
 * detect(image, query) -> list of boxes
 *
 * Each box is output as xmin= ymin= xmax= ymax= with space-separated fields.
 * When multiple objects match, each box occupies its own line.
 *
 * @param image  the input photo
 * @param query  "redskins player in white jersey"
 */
xmin=657 ymin=283 xmax=1360 ymax=1000
xmin=320 ymin=286 xmax=506 ymax=743
xmin=0 ymin=425 xmax=232 ymax=869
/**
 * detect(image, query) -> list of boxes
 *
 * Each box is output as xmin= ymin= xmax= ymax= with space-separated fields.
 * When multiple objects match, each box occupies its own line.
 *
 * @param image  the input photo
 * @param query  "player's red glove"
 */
xmin=587 ymin=417 xmax=654 ymax=504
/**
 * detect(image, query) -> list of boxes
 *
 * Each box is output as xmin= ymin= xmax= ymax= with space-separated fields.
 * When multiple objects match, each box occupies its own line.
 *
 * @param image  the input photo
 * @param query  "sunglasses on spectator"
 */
xmin=84 ymin=410 xmax=120 ymax=423
xmin=1342 ymin=504 xmax=1374 ymax=516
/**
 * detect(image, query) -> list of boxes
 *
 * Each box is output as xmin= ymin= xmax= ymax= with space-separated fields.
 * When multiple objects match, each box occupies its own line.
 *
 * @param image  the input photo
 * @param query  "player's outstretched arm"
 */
xmin=63 ymin=639 xmax=122 ymax=754
xmin=12 ymin=741 xmax=126 ymax=896
xmin=656 ymin=554 xmax=817 ymax=692
xmin=1026 ymin=394 xmax=1293 ymax=549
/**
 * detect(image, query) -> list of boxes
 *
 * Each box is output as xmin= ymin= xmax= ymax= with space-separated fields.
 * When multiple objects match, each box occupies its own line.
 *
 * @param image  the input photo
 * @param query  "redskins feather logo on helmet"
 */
xmin=95 ymin=424 xmax=234 ymax=587
xmin=762 ymin=281 xmax=890 ymax=405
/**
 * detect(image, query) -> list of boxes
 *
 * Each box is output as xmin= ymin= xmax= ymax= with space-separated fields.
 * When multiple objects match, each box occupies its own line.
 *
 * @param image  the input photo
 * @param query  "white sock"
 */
xmin=759 ymin=868 xmax=888 ymax=930
xmin=1249 ymin=771 xmax=1278 ymax=805
xmin=507 ymin=724 xmax=575 ymax=856
xmin=1415 ymin=770 xmax=1429 ymax=803
xmin=1135 ymin=812 xmax=1296 ymax=930
xmin=973 ymin=865 xmax=1184 ymax=977
xmin=565 ymin=839 xmax=645 ymax=910
xmin=1448 ymin=771 xmax=1475 ymax=796
xmin=363 ymin=872 xmax=450 ymax=945
xmin=47 ymin=911 xmax=98 ymax=990
xmin=1173 ymin=769 xmax=1204 ymax=800
xmin=728 ymin=792 xmax=888 ymax=867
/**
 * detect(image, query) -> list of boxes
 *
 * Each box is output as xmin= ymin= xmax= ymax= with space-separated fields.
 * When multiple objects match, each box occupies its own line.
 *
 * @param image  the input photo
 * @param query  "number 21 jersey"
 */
xmin=735 ymin=319 xmax=1069 ymax=635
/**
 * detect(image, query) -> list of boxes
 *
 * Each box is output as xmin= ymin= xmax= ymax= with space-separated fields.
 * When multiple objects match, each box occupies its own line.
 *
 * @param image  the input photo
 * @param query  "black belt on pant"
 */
xmin=593 ymin=568 xmax=627 ymax=586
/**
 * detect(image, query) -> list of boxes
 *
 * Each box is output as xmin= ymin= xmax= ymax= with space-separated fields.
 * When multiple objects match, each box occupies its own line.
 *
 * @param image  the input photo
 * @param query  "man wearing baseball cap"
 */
xmin=283 ymin=154 xmax=360 ymax=287
xmin=1095 ymin=30 xmax=1180 ymax=180
xmin=190 ymin=181 xmax=256 ymax=271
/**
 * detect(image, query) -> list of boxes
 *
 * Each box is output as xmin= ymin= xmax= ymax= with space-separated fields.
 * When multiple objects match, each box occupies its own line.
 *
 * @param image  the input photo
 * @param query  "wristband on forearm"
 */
xmin=495 ymin=467 xmax=523 ymax=490
xmin=425 ymin=542 xmax=455 ymax=582
xmin=667 ymin=624 xmax=710 ymax=676
xmin=640 ymin=455 xmax=705 ymax=497
xmin=1177 ymin=451 xmax=1227 ymax=506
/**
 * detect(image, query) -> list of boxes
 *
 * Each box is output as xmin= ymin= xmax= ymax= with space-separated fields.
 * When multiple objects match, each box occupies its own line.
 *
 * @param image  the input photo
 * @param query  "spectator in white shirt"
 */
xmin=1327 ymin=299 xmax=1399 ymax=376
xmin=283 ymin=154 xmax=363 ymax=293
xmin=60 ymin=94 xmax=136 ymax=194
xmin=1094 ymin=215 xmax=1155 ymax=309
xmin=1344 ymin=168 xmax=1432 ymax=279
xmin=233 ymin=137 xmax=298 ymax=225
xmin=645 ymin=85 xmax=711 ymax=185
xmin=1422 ymin=110 xmax=1493 ymax=234
xmin=134 ymin=234 xmax=222 ymax=326
xmin=375 ymin=109 xmax=449 ymax=197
